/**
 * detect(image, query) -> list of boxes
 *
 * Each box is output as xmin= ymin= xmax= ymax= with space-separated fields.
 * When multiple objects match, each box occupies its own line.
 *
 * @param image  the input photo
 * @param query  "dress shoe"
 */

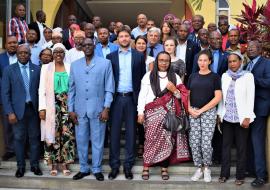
xmin=31 ymin=166 xmax=43 ymax=176
xmin=94 ymin=172 xmax=104 ymax=181
xmin=251 ymin=178 xmax=265 ymax=188
xmin=2 ymin=152 xmax=15 ymax=161
xmin=72 ymin=172 xmax=90 ymax=180
xmin=108 ymin=169 xmax=119 ymax=180
xmin=123 ymin=168 xmax=133 ymax=180
xmin=15 ymin=168 xmax=25 ymax=178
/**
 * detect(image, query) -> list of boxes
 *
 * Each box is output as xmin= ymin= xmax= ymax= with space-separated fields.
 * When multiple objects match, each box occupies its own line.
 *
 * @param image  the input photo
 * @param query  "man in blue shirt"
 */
xmin=106 ymin=27 xmax=146 ymax=180
xmin=26 ymin=29 xmax=42 ymax=65
xmin=131 ymin=14 xmax=148 ymax=39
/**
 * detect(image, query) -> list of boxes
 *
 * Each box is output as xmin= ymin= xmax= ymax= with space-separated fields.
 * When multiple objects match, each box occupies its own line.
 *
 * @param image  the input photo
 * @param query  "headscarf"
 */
xmin=52 ymin=43 xmax=66 ymax=53
xmin=226 ymin=51 xmax=247 ymax=80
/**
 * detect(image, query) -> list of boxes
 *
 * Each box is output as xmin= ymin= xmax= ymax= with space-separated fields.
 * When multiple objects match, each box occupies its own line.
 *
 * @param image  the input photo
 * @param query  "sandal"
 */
xmin=235 ymin=179 xmax=245 ymax=185
xmin=50 ymin=164 xmax=58 ymax=176
xmin=161 ymin=168 xmax=169 ymax=180
xmin=141 ymin=169 xmax=149 ymax=180
xmin=218 ymin=177 xmax=227 ymax=183
xmin=137 ymin=145 xmax=144 ymax=159
xmin=62 ymin=164 xmax=71 ymax=176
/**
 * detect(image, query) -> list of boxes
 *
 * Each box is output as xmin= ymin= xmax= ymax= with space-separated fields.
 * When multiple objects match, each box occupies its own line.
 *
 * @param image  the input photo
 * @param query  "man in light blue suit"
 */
xmin=94 ymin=27 xmax=118 ymax=58
xmin=68 ymin=38 xmax=115 ymax=181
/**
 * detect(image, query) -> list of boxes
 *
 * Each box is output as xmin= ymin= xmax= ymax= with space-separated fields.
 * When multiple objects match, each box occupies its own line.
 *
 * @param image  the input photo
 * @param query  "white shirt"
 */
xmin=65 ymin=48 xmax=85 ymax=64
xmin=37 ymin=21 xmax=45 ymax=47
xmin=42 ymin=40 xmax=53 ymax=49
xmin=7 ymin=52 xmax=17 ymax=64
xmin=176 ymin=41 xmax=187 ymax=63
xmin=145 ymin=56 xmax=155 ymax=72
xmin=137 ymin=71 xmax=182 ymax=114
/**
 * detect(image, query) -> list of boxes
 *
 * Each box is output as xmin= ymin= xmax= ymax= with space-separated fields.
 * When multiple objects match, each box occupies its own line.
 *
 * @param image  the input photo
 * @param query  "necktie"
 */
xmin=149 ymin=46 xmax=154 ymax=57
xmin=21 ymin=65 xmax=30 ymax=102
xmin=247 ymin=61 xmax=254 ymax=71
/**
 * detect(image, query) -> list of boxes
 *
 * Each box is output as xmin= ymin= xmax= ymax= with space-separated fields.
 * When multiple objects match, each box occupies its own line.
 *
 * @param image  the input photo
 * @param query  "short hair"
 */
xmin=228 ymin=29 xmax=240 ymax=35
xmin=97 ymin=27 xmax=109 ymax=33
xmin=193 ymin=15 xmax=204 ymax=22
xmin=197 ymin=49 xmax=213 ymax=64
xmin=36 ymin=10 xmax=44 ymax=19
xmin=148 ymin=27 xmax=161 ymax=35
xmin=117 ymin=26 xmax=131 ymax=37
xmin=39 ymin=48 xmax=52 ymax=58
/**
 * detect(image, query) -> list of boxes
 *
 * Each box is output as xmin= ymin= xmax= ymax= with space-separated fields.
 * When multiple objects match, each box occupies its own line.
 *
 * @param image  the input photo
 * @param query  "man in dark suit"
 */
xmin=0 ymin=35 xmax=18 ymax=161
xmin=192 ymin=31 xmax=228 ymax=76
xmin=62 ymin=14 xmax=77 ymax=50
xmin=187 ymin=15 xmax=205 ymax=46
xmin=1 ymin=44 xmax=42 ymax=178
xmin=245 ymin=40 xmax=270 ymax=188
xmin=176 ymin=24 xmax=200 ymax=84
xmin=106 ymin=27 xmax=146 ymax=180
xmin=28 ymin=10 xmax=46 ymax=46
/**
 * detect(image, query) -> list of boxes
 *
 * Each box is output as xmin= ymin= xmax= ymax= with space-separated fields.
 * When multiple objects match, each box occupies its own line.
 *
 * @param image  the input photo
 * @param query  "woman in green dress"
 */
xmin=39 ymin=43 xmax=75 ymax=176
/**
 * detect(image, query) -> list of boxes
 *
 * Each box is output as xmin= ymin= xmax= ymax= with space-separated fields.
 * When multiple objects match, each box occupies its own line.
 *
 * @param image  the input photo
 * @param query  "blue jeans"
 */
xmin=75 ymin=116 xmax=106 ymax=173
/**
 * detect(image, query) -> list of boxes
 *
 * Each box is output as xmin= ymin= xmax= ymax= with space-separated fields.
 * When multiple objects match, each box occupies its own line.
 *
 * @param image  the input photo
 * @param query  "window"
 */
xmin=217 ymin=0 xmax=230 ymax=23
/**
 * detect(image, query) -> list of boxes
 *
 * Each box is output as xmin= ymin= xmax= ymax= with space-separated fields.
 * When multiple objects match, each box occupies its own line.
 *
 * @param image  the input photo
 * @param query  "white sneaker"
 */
xmin=191 ymin=168 xmax=203 ymax=181
xmin=204 ymin=167 xmax=212 ymax=182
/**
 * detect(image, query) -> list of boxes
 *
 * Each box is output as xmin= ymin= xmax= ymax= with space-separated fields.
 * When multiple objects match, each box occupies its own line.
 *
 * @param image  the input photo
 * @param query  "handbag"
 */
xmin=163 ymin=98 xmax=190 ymax=132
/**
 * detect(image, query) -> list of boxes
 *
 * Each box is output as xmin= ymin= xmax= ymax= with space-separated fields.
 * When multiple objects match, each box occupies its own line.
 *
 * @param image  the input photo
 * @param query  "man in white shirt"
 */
xmin=28 ymin=10 xmax=47 ymax=47
xmin=131 ymin=14 xmax=148 ymax=39
xmin=65 ymin=30 xmax=85 ymax=64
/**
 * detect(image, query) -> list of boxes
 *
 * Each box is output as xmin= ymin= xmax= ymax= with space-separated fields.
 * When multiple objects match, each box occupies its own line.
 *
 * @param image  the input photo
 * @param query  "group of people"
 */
xmin=0 ymin=3 xmax=269 ymax=188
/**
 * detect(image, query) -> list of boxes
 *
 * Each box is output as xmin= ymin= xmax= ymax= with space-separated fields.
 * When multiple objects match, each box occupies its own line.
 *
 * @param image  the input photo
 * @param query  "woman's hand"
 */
xmin=137 ymin=114 xmax=144 ymax=124
xmin=39 ymin=110 xmax=46 ymax=120
xmin=166 ymin=81 xmax=177 ymax=93
xmin=242 ymin=118 xmax=250 ymax=128
xmin=69 ymin=112 xmax=78 ymax=125
xmin=188 ymin=107 xmax=198 ymax=118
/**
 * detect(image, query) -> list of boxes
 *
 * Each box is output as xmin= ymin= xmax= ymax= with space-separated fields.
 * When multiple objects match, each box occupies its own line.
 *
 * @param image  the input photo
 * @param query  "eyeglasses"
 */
xmin=158 ymin=59 xmax=170 ymax=64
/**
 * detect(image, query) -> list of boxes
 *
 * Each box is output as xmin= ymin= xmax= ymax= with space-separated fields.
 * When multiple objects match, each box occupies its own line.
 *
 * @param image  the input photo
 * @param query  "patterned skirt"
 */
xmin=44 ymin=93 xmax=76 ymax=164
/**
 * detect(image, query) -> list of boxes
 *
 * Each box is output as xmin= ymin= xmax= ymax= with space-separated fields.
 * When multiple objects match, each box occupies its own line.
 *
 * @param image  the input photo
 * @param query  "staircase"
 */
xmin=0 ymin=128 xmax=269 ymax=190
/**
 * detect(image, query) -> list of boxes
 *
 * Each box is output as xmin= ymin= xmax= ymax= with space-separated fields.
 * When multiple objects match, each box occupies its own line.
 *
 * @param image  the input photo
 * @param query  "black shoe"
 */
xmin=251 ymin=178 xmax=265 ymax=188
xmin=2 ymin=152 xmax=15 ymax=161
xmin=72 ymin=172 xmax=90 ymax=180
xmin=123 ymin=168 xmax=133 ymax=180
xmin=15 ymin=168 xmax=25 ymax=178
xmin=108 ymin=169 xmax=119 ymax=180
xmin=30 ymin=166 xmax=43 ymax=176
xmin=94 ymin=172 xmax=104 ymax=181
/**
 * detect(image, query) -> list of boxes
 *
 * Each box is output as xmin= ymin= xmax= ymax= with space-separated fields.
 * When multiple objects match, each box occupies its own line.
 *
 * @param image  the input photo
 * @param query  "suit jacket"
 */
xmin=245 ymin=57 xmax=270 ymax=116
xmin=68 ymin=56 xmax=115 ymax=118
xmin=184 ymin=40 xmax=201 ymax=78
xmin=106 ymin=49 xmax=146 ymax=104
xmin=94 ymin=42 xmax=119 ymax=58
xmin=28 ymin=21 xmax=46 ymax=43
xmin=0 ymin=52 xmax=14 ymax=104
xmin=62 ymin=28 xmax=73 ymax=50
xmin=188 ymin=31 xmax=200 ymax=46
xmin=192 ymin=50 xmax=228 ymax=77
xmin=1 ymin=61 xmax=40 ymax=120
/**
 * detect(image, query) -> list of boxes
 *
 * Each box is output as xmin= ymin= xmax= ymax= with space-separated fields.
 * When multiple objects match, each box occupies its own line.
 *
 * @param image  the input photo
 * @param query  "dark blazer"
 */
xmin=0 ymin=52 xmax=11 ymax=104
xmin=62 ymin=28 xmax=73 ymax=50
xmin=185 ymin=39 xmax=201 ymax=78
xmin=192 ymin=49 xmax=228 ymax=76
xmin=187 ymin=31 xmax=200 ymax=46
xmin=1 ymin=61 xmax=40 ymax=120
xmin=28 ymin=21 xmax=46 ymax=43
xmin=245 ymin=57 xmax=270 ymax=116
xmin=106 ymin=49 xmax=146 ymax=104
xmin=94 ymin=42 xmax=119 ymax=58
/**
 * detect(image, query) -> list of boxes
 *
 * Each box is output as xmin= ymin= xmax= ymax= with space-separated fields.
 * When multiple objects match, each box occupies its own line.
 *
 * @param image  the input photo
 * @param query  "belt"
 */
xmin=25 ymin=101 xmax=33 ymax=105
xmin=116 ymin=92 xmax=133 ymax=97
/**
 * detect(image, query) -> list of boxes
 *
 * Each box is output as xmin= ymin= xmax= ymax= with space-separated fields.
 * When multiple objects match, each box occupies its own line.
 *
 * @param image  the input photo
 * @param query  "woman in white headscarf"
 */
xmin=39 ymin=43 xmax=75 ymax=176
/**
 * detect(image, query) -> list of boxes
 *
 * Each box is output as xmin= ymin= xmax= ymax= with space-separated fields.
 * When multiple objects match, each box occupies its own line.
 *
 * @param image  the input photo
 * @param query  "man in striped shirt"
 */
xmin=8 ymin=4 xmax=28 ymax=44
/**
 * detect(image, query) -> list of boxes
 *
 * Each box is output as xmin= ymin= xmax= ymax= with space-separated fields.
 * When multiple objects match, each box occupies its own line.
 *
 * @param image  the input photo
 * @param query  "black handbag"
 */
xmin=163 ymin=98 xmax=190 ymax=132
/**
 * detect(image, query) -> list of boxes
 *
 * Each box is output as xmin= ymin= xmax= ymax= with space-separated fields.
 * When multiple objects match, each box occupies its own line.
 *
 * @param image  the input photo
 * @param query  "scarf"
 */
xmin=226 ymin=65 xmax=247 ymax=81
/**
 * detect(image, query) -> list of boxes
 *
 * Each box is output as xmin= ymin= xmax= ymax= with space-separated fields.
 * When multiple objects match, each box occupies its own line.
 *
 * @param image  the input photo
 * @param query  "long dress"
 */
xmin=44 ymin=72 xmax=75 ymax=164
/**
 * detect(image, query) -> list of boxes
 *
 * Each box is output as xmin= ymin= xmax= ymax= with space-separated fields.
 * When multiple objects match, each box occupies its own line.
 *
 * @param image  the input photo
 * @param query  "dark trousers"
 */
xmin=109 ymin=95 xmax=136 ymax=170
xmin=0 ymin=106 xmax=14 ymax=153
xmin=212 ymin=124 xmax=222 ymax=163
xmin=220 ymin=120 xmax=249 ymax=180
xmin=13 ymin=104 xmax=40 ymax=169
xmin=247 ymin=116 xmax=267 ymax=179
xmin=137 ymin=123 xmax=144 ymax=146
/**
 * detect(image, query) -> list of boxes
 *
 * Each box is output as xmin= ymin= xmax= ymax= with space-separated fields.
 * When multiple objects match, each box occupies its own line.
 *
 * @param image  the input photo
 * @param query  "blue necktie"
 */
xmin=21 ymin=65 xmax=30 ymax=102
xmin=247 ymin=61 xmax=254 ymax=71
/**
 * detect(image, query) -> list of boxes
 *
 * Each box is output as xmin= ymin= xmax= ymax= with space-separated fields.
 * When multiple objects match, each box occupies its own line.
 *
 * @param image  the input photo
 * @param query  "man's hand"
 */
xmin=69 ymin=112 xmax=78 ymax=125
xmin=137 ymin=114 xmax=144 ymax=124
xmin=99 ymin=108 xmax=109 ymax=122
xmin=39 ymin=110 xmax=46 ymax=120
xmin=8 ymin=113 xmax=17 ymax=124
xmin=242 ymin=118 xmax=250 ymax=128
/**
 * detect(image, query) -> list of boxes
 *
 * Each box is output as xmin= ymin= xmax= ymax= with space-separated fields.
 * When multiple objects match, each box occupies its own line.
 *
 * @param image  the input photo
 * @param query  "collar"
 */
xmin=251 ymin=56 xmax=261 ymax=64
xmin=178 ymin=40 xmax=187 ymax=46
xmin=18 ymin=61 xmax=29 ymax=68
xmin=7 ymin=52 xmax=16 ymax=57
xmin=16 ymin=16 xmax=25 ymax=21
xmin=118 ymin=47 xmax=131 ymax=53
xmin=227 ymin=44 xmax=241 ymax=51
xmin=211 ymin=49 xmax=219 ymax=54
xmin=101 ymin=42 xmax=110 ymax=48
xmin=26 ymin=42 xmax=38 ymax=48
